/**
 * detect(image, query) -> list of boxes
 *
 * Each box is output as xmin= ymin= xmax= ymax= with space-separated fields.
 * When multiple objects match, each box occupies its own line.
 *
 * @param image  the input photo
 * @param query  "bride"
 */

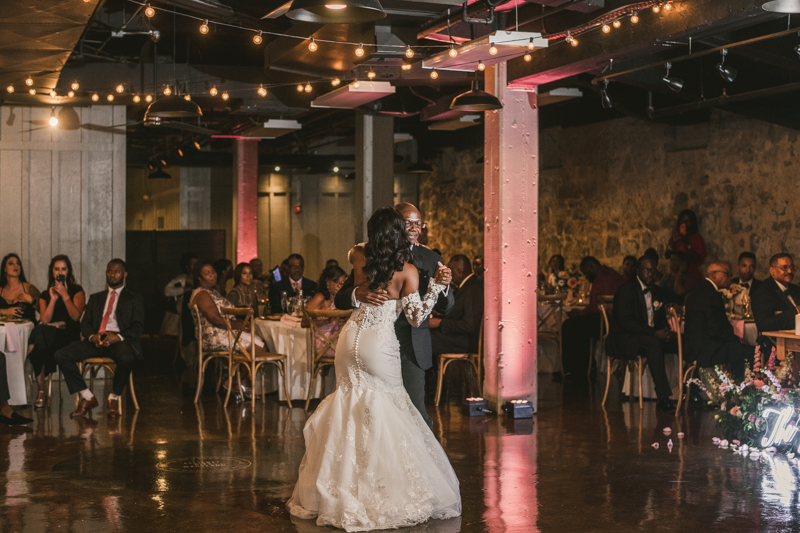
xmin=287 ymin=207 xmax=462 ymax=531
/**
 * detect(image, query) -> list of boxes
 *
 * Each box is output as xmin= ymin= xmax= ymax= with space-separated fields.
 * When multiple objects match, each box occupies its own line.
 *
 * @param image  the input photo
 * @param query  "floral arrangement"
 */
xmin=719 ymin=283 xmax=743 ymax=314
xmin=692 ymin=346 xmax=800 ymax=451
xmin=546 ymin=270 xmax=581 ymax=294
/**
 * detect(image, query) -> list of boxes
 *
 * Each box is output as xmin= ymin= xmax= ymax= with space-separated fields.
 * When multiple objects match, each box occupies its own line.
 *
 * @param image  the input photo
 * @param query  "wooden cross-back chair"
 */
xmin=304 ymin=308 xmax=352 ymax=410
xmin=220 ymin=306 xmax=292 ymax=409
xmin=435 ymin=322 xmax=484 ymax=406
xmin=74 ymin=359 xmax=139 ymax=411
xmin=600 ymin=303 xmax=646 ymax=409
xmin=192 ymin=305 xmax=229 ymax=404
xmin=669 ymin=306 xmax=696 ymax=415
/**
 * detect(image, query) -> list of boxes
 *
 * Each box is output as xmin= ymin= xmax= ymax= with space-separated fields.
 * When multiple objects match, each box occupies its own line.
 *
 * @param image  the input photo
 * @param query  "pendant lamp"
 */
xmin=450 ymin=81 xmax=503 ymax=111
xmin=286 ymin=0 xmax=386 ymax=23
xmin=144 ymin=95 xmax=203 ymax=119
xmin=762 ymin=0 xmax=800 ymax=12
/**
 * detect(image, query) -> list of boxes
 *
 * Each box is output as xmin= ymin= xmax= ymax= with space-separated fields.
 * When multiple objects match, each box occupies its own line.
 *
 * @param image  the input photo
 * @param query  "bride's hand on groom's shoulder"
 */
xmin=355 ymin=283 xmax=389 ymax=305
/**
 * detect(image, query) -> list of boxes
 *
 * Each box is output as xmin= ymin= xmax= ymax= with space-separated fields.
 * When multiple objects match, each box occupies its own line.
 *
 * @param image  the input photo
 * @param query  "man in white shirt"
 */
xmin=55 ymin=259 xmax=144 ymax=419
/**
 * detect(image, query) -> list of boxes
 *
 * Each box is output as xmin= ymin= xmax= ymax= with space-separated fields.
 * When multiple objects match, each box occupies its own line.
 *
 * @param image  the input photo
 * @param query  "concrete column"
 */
xmin=483 ymin=62 xmax=540 ymax=412
xmin=180 ymin=167 xmax=211 ymax=229
xmin=355 ymin=115 xmax=394 ymax=242
xmin=232 ymin=138 xmax=259 ymax=263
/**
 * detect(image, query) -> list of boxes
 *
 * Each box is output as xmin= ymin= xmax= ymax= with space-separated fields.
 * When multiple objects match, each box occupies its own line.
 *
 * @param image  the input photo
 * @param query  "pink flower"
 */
xmin=748 ymin=414 xmax=756 ymax=423
xmin=754 ymin=379 xmax=765 ymax=389
xmin=730 ymin=406 xmax=741 ymax=417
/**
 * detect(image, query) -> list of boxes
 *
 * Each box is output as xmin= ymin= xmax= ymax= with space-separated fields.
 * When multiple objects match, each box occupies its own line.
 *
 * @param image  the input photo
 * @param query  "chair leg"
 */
xmin=128 ymin=373 xmax=139 ymax=411
xmin=282 ymin=361 xmax=293 ymax=409
xmin=250 ymin=361 xmax=257 ymax=410
xmin=261 ymin=371 xmax=266 ymax=405
xmin=223 ymin=362 xmax=235 ymax=407
xmin=305 ymin=364 xmax=318 ymax=411
xmin=602 ymin=359 xmax=614 ymax=406
xmin=637 ymin=360 xmax=643 ymax=410
xmin=194 ymin=357 xmax=206 ymax=404
xmin=435 ymin=357 xmax=446 ymax=407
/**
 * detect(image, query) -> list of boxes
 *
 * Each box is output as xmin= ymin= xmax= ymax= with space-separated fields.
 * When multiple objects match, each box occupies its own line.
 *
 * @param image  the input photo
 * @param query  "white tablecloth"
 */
xmin=1 ymin=321 xmax=34 ymax=405
xmin=537 ymin=303 xmax=588 ymax=374
xmin=253 ymin=319 xmax=334 ymax=402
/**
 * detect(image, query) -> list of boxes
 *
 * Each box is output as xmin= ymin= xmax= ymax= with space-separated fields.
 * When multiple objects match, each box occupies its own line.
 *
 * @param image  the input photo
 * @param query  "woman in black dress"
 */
xmin=27 ymin=255 xmax=86 ymax=408
xmin=0 ymin=253 xmax=40 ymax=321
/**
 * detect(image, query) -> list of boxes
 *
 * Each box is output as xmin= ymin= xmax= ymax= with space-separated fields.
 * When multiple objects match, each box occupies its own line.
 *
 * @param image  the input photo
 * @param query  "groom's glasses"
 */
xmin=404 ymin=220 xmax=424 ymax=230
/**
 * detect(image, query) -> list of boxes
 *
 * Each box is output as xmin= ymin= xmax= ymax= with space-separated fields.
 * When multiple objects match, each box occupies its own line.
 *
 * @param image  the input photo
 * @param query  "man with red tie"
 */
xmin=55 ymin=259 xmax=144 ymax=419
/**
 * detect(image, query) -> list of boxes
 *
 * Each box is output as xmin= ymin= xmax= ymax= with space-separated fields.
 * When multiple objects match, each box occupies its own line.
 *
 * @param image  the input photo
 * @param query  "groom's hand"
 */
xmin=434 ymin=262 xmax=452 ymax=285
xmin=355 ymin=283 xmax=389 ymax=305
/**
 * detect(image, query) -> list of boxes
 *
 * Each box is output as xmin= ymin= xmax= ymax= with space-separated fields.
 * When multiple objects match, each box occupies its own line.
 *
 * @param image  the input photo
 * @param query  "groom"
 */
xmin=335 ymin=203 xmax=455 ymax=428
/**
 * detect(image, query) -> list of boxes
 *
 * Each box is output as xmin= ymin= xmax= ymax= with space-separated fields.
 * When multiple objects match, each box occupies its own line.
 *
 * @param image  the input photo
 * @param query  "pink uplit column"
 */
xmin=483 ymin=62 xmax=539 ymax=411
xmin=233 ymin=138 xmax=259 ymax=264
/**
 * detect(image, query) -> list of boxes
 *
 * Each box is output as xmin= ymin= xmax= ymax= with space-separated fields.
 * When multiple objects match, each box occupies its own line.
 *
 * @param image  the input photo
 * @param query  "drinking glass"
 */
xmin=281 ymin=291 xmax=289 ymax=314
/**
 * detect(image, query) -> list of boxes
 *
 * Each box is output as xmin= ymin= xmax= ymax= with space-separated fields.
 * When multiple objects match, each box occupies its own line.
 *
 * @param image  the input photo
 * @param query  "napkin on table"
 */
xmin=280 ymin=314 xmax=302 ymax=328
xmin=4 ymin=322 xmax=19 ymax=352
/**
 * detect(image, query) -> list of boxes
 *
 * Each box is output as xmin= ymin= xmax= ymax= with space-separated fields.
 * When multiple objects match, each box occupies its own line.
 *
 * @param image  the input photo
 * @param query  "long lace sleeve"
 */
xmin=400 ymin=280 xmax=446 ymax=327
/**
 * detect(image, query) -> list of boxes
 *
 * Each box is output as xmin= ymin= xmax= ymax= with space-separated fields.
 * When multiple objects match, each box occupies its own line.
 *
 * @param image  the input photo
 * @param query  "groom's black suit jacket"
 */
xmin=335 ymin=243 xmax=455 ymax=370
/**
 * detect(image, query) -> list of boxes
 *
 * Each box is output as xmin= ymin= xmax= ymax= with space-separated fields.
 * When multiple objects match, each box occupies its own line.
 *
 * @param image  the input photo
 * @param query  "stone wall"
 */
xmin=418 ymin=109 xmax=800 ymax=280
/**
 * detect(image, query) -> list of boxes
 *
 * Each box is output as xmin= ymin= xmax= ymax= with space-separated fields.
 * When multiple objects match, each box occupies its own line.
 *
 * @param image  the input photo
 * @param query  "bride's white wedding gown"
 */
xmin=287 ymin=282 xmax=462 ymax=531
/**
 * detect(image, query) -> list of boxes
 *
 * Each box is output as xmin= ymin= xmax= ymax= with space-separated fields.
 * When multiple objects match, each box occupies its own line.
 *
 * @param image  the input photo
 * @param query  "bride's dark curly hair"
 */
xmin=364 ymin=207 xmax=414 ymax=290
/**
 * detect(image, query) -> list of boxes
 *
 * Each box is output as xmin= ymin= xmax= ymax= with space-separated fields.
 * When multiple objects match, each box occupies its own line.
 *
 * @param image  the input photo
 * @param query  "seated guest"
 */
xmin=643 ymin=248 xmax=664 ymax=283
xmin=55 ymin=259 xmax=144 ymax=419
xmin=546 ymin=254 xmax=566 ymax=285
xmin=561 ymin=256 xmax=626 ymax=379
xmin=269 ymin=254 xmax=318 ymax=313
xmin=28 ymin=255 xmax=86 ymax=408
xmin=472 ymin=256 xmax=484 ymax=280
xmin=226 ymin=262 xmax=258 ymax=316
xmin=430 ymin=255 xmax=483 ymax=355
xmin=0 ymin=352 xmax=33 ymax=425
xmin=684 ymin=262 xmax=755 ymax=380
xmin=325 ymin=259 xmax=340 ymax=269
xmin=248 ymin=257 xmax=269 ymax=300
xmin=0 ymin=253 xmax=40 ymax=322
xmin=667 ymin=209 xmax=706 ymax=282
xmin=622 ymin=255 xmax=638 ymax=280
xmin=606 ymin=257 xmax=676 ymax=412
xmin=751 ymin=253 xmax=800 ymax=334
xmin=306 ymin=265 xmax=348 ymax=357
xmin=659 ymin=251 xmax=697 ymax=306
xmin=213 ymin=259 xmax=233 ymax=296
xmin=731 ymin=252 xmax=762 ymax=292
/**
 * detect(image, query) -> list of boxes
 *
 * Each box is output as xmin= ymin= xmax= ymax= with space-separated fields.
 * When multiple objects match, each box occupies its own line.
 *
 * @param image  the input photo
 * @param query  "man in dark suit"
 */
xmin=55 ymin=259 xmax=144 ymax=419
xmin=335 ymin=203 xmax=455 ymax=428
xmin=684 ymin=262 xmax=755 ymax=380
xmin=430 ymin=255 xmax=483 ymax=355
xmin=269 ymin=253 xmax=318 ymax=313
xmin=606 ymin=257 xmax=675 ymax=412
xmin=731 ymin=252 xmax=762 ymax=293
xmin=751 ymin=253 xmax=800 ymax=334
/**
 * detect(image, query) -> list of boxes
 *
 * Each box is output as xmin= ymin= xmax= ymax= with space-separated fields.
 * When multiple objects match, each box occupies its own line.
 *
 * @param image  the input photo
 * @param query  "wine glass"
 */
xmin=281 ymin=291 xmax=289 ymax=314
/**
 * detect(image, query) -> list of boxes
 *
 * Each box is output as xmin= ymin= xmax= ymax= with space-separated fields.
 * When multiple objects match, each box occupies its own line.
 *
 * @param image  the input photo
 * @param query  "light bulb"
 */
xmin=631 ymin=12 xmax=639 ymax=23
xmin=304 ymin=83 xmax=312 ymax=92
xmin=430 ymin=69 xmax=438 ymax=79
xmin=449 ymin=45 xmax=458 ymax=58
xmin=25 ymin=76 xmax=33 ymax=86
xmin=200 ymin=20 xmax=209 ymax=34
xmin=602 ymin=24 xmax=611 ymax=33
xmin=29 ymin=88 xmax=36 ymax=95
xmin=352 ymin=79 xmax=360 ymax=88
xmin=367 ymin=69 xmax=376 ymax=79
xmin=401 ymin=63 xmax=411 ymax=70
xmin=355 ymin=44 xmax=365 ymax=57
xmin=91 ymin=93 xmax=99 ymax=101
xmin=6 ymin=85 xmax=13 ymax=93
xmin=405 ymin=46 xmax=414 ymax=58
xmin=333 ymin=166 xmax=339 ymax=172
xmin=133 ymin=95 xmax=140 ymax=103
xmin=570 ymin=37 xmax=579 ymax=47
xmin=477 ymin=60 xmax=485 ymax=71
xmin=68 ymin=90 xmax=75 ymax=98
xmin=116 ymin=84 xmax=124 ymax=93
xmin=144 ymin=4 xmax=155 ymax=17
xmin=325 ymin=2 xmax=346 ymax=8
xmin=297 ymin=84 xmax=304 ymax=92
xmin=274 ymin=166 xmax=280 ymax=172
xmin=524 ymin=53 xmax=532 ymax=62
xmin=221 ymin=92 xmax=229 ymax=100
xmin=308 ymin=38 xmax=317 ymax=52
xmin=71 ymin=81 xmax=79 ymax=90
xmin=160 ymin=159 xmax=167 ymax=166
xmin=664 ymin=2 xmax=672 ymax=10
xmin=107 ymin=94 xmax=114 ymax=101
xmin=194 ymin=142 xmax=202 ymax=150
xmin=50 ymin=89 xmax=56 ymax=97
xmin=653 ymin=4 xmax=660 ymax=13
xmin=49 ymin=113 xmax=58 ymax=127
xmin=178 ymin=149 xmax=184 ymax=157
xmin=613 ymin=19 xmax=621 ymax=28
xmin=331 ymin=78 xmax=341 ymax=86
xmin=209 ymin=86 xmax=218 ymax=96
xmin=253 ymin=31 xmax=263 ymax=45
xmin=527 ymin=38 xmax=535 ymax=51
xmin=489 ymin=43 xmax=498 ymax=55
xmin=145 ymin=94 xmax=153 ymax=102
xmin=163 ymin=86 xmax=172 ymax=95
xmin=257 ymin=85 xmax=267 ymax=97
xmin=183 ymin=94 xmax=191 ymax=101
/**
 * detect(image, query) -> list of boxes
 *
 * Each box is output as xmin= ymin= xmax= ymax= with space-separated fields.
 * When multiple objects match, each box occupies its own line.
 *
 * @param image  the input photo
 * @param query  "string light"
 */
xmin=477 ymin=60 xmax=485 ymax=71
xmin=184 ymin=94 xmax=191 ymax=100
xmin=355 ymin=44 xmax=365 ymax=57
xmin=178 ymin=149 xmax=184 ymax=157
xmin=405 ymin=46 xmax=414 ymax=58
xmin=664 ymin=2 xmax=672 ymax=11
xmin=91 ymin=93 xmax=99 ymax=101
xmin=163 ymin=86 xmax=172 ymax=95
xmin=71 ymin=81 xmax=79 ymax=90
xmin=401 ymin=62 xmax=412 ymax=70
xmin=133 ymin=95 xmax=141 ymax=103
xmin=352 ymin=78 xmax=360 ymax=88
xmin=257 ymin=85 xmax=267 ymax=97
xmin=524 ymin=53 xmax=532 ymax=62
xmin=145 ymin=94 xmax=153 ymax=102
xmin=221 ymin=91 xmax=229 ymax=100
xmin=68 ymin=90 xmax=75 ymax=98
xmin=297 ymin=84 xmax=304 ymax=92
xmin=571 ymin=37 xmax=579 ymax=46
xmin=449 ymin=45 xmax=458 ymax=58
xmin=200 ymin=19 xmax=209 ymax=34
xmin=253 ymin=31 xmax=263 ymax=44
xmin=144 ymin=3 xmax=155 ymax=17
xmin=49 ymin=109 xmax=58 ymax=127
xmin=209 ymin=86 xmax=218 ymax=96
xmin=331 ymin=78 xmax=341 ymax=86
xmin=652 ymin=4 xmax=660 ymax=12
xmin=367 ymin=69 xmax=376 ymax=79
xmin=602 ymin=24 xmax=611 ymax=33
xmin=6 ymin=85 xmax=12 ymax=93
xmin=613 ymin=19 xmax=621 ymax=28
xmin=50 ymin=89 xmax=56 ymax=97
xmin=194 ymin=141 xmax=202 ymax=150
xmin=25 ymin=76 xmax=33 ymax=86
xmin=274 ymin=166 xmax=280 ymax=172
xmin=116 ymin=84 xmax=124 ymax=93
xmin=527 ymin=38 xmax=535 ymax=51
xmin=489 ymin=43 xmax=498 ymax=55
xmin=107 ymin=94 xmax=114 ymax=101
xmin=430 ymin=69 xmax=438 ymax=80
xmin=308 ymin=38 xmax=317 ymax=52
xmin=304 ymin=83 xmax=312 ymax=92
xmin=333 ymin=166 xmax=339 ymax=172
xmin=631 ymin=11 xmax=639 ymax=23
xmin=29 ymin=88 xmax=36 ymax=95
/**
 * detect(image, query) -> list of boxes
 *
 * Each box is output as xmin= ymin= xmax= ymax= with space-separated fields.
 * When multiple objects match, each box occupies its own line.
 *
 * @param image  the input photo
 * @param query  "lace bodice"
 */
xmin=347 ymin=280 xmax=446 ymax=331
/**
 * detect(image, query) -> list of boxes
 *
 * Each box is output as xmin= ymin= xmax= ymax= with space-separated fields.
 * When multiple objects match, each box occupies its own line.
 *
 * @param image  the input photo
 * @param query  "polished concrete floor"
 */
xmin=1 ymin=365 xmax=797 ymax=532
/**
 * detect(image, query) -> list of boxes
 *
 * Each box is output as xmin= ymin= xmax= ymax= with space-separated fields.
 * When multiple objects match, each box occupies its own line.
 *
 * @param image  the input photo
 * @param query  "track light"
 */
xmin=601 ymin=80 xmax=612 ymax=109
xmin=662 ymin=62 xmax=684 ymax=92
xmin=253 ymin=31 xmax=263 ymax=44
xmin=717 ymin=48 xmax=737 ymax=82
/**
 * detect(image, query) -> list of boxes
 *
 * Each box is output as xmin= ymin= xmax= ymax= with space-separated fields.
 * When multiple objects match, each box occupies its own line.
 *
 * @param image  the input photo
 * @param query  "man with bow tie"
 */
xmin=751 ymin=253 xmax=800 ymax=334
xmin=607 ymin=257 xmax=676 ymax=413
xmin=731 ymin=252 xmax=762 ymax=293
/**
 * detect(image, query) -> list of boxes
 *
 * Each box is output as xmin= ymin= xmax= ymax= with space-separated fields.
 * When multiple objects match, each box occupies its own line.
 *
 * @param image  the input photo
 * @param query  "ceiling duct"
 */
xmin=311 ymin=81 xmax=396 ymax=109
xmin=422 ymin=31 xmax=548 ymax=72
xmin=237 ymin=119 xmax=302 ymax=138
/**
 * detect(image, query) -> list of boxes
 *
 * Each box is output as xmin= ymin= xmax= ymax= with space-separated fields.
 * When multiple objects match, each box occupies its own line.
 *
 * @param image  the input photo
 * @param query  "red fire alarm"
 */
xmin=293 ymin=204 xmax=302 ymax=214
